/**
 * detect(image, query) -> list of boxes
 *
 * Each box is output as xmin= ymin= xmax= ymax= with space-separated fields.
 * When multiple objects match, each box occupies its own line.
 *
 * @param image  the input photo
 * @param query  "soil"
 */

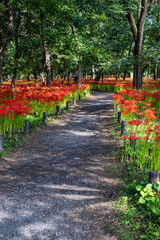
xmin=0 ymin=92 xmax=123 ymax=240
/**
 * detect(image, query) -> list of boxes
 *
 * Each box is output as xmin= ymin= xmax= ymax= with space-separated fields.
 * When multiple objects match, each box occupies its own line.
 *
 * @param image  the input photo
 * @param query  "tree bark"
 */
xmin=67 ymin=70 xmax=70 ymax=83
xmin=123 ymin=71 xmax=127 ymax=81
xmin=0 ymin=0 xmax=13 ymax=84
xmin=85 ymin=68 xmax=88 ymax=82
xmin=95 ymin=68 xmax=103 ymax=81
xmin=127 ymin=0 xmax=148 ymax=89
xmin=92 ymin=65 xmax=95 ymax=80
xmin=43 ymin=40 xmax=51 ymax=86
xmin=102 ymin=73 xmax=104 ymax=83
xmin=78 ymin=64 xmax=81 ymax=86
xmin=154 ymin=64 xmax=158 ymax=80
xmin=40 ymin=12 xmax=51 ymax=86
xmin=11 ymin=11 xmax=22 ymax=93
xmin=27 ymin=72 xmax=30 ymax=81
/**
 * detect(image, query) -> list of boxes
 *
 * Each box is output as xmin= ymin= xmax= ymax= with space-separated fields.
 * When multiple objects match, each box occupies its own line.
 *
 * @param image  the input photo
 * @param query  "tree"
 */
xmin=0 ymin=0 xmax=13 ymax=84
xmin=126 ymin=0 xmax=157 ymax=88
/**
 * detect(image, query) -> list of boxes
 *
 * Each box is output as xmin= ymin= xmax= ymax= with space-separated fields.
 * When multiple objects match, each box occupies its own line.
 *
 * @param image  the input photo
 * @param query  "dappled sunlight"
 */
xmin=19 ymin=222 xmax=56 ymax=238
xmin=40 ymin=184 xmax=100 ymax=192
xmin=64 ymin=129 xmax=96 ymax=136
xmin=0 ymin=92 xmax=120 ymax=239
xmin=17 ymin=210 xmax=35 ymax=218
xmin=0 ymin=211 xmax=13 ymax=222
xmin=53 ymin=193 xmax=101 ymax=200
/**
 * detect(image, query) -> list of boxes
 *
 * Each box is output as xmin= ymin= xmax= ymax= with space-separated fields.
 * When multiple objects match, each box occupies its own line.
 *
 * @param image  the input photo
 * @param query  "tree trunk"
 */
xmin=154 ymin=64 xmax=158 ymax=80
xmin=78 ymin=64 xmax=81 ymax=86
xmin=40 ymin=12 xmax=51 ymax=86
xmin=11 ymin=14 xmax=22 ymax=93
xmin=95 ymin=68 xmax=103 ymax=81
xmin=102 ymin=73 xmax=104 ymax=84
xmin=85 ymin=68 xmax=88 ymax=82
xmin=27 ymin=72 xmax=30 ymax=81
xmin=123 ymin=70 xmax=127 ymax=81
xmin=92 ymin=65 xmax=95 ymax=80
xmin=67 ymin=70 xmax=70 ymax=83
xmin=33 ymin=72 xmax=38 ymax=81
xmin=43 ymin=40 xmax=51 ymax=86
xmin=133 ymin=65 xmax=143 ymax=88
xmin=127 ymin=0 xmax=148 ymax=89
xmin=0 ymin=1 xmax=13 ymax=84
xmin=31 ymin=53 xmax=38 ymax=82
xmin=130 ymin=72 xmax=133 ymax=78
xmin=41 ymin=53 xmax=45 ymax=84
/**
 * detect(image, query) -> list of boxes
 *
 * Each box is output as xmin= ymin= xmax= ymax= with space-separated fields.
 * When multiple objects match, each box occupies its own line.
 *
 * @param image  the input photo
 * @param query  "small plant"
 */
xmin=135 ymin=182 xmax=160 ymax=217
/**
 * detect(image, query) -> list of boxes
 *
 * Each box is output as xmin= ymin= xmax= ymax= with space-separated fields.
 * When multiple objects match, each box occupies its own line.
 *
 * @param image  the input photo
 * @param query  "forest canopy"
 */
xmin=0 ymin=0 xmax=159 ymax=88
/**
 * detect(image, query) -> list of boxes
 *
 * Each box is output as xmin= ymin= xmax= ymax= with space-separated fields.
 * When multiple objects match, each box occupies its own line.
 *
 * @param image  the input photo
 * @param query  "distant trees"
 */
xmin=0 ymin=0 xmax=159 ymax=88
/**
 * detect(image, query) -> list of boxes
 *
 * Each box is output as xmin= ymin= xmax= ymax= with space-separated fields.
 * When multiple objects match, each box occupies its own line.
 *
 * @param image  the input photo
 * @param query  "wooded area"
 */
xmin=0 ymin=0 xmax=160 ymax=89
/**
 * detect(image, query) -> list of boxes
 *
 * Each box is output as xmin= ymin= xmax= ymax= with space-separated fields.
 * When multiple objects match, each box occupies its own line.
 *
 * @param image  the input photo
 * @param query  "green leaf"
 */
xmin=136 ymin=185 xmax=142 ymax=191
xmin=139 ymin=197 xmax=146 ymax=204
xmin=140 ymin=190 xmax=147 ymax=197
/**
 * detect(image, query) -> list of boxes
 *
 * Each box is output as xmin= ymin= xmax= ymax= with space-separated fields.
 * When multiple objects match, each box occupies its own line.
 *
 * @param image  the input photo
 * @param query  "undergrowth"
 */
xmin=111 ymin=115 xmax=160 ymax=240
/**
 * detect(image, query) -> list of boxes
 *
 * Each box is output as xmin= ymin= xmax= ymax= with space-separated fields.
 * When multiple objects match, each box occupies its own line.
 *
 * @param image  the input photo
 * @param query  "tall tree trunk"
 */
xmin=43 ymin=40 xmax=51 ymax=86
xmin=40 ymin=12 xmax=51 ymax=86
xmin=95 ymin=68 xmax=103 ymax=81
xmin=127 ymin=0 xmax=149 ymax=89
xmin=92 ymin=65 xmax=95 ymax=80
xmin=123 ymin=71 xmax=127 ymax=81
xmin=102 ymin=73 xmax=104 ymax=84
xmin=154 ymin=64 xmax=158 ymax=80
xmin=31 ymin=51 xmax=38 ymax=82
xmin=0 ymin=0 xmax=13 ymax=84
xmin=11 ymin=12 xmax=22 ymax=93
xmin=123 ymin=43 xmax=132 ymax=81
xmin=78 ymin=64 xmax=81 ymax=86
xmin=130 ymin=72 xmax=133 ymax=78
xmin=41 ymin=51 xmax=46 ymax=84
xmin=67 ymin=70 xmax=70 ymax=83
xmin=133 ymin=64 xmax=143 ymax=88
xmin=85 ymin=68 xmax=88 ymax=82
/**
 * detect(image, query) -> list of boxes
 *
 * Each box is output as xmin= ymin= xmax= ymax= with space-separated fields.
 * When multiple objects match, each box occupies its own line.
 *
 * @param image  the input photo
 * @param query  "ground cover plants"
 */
xmin=109 ymin=114 xmax=160 ymax=240
xmin=89 ymin=77 xmax=160 ymax=173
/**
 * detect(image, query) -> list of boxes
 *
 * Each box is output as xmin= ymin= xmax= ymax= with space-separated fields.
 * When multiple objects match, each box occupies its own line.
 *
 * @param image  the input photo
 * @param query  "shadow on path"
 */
xmin=0 ymin=92 xmax=121 ymax=240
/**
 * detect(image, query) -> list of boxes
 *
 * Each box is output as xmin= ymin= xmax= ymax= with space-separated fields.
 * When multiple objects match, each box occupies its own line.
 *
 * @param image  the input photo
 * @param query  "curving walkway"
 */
xmin=0 ymin=92 xmax=121 ymax=240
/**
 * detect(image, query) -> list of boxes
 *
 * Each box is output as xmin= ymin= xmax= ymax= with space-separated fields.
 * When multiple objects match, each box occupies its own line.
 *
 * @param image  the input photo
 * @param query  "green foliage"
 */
xmin=112 ymin=117 xmax=160 ymax=239
xmin=136 ymin=182 xmax=160 ymax=217
xmin=116 ymin=169 xmax=160 ymax=239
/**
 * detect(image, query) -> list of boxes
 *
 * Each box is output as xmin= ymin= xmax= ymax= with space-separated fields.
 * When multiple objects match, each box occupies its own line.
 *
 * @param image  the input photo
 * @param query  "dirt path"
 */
xmin=0 ymin=92 xmax=122 ymax=240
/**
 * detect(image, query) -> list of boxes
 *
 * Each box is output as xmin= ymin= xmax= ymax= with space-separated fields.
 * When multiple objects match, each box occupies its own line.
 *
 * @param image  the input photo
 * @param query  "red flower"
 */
xmin=144 ymin=136 xmax=149 ymax=140
xmin=123 ymin=134 xmax=129 ymax=139
xmin=130 ymin=135 xmax=138 ymax=140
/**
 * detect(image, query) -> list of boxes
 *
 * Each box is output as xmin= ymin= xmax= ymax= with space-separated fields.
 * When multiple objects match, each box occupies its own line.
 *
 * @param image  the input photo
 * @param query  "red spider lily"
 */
xmin=144 ymin=110 xmax=157 ymax=120
xmin=123 ymin=134 xmax=129 ymax=139
xmin=130 ymin=135 xmax=138 ymax=140
xmin=156 ymin=135 xmax=160 ymax=142
xmin=144 ymin=136 xmax=149 ymax=140
xmin=128 ymin=120 xmax=142 ymax=126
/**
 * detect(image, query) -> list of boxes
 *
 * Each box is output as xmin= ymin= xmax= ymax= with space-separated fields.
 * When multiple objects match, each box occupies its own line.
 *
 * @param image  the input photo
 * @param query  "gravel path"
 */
xmin=0 ymin=92 xmax=122 ymax=240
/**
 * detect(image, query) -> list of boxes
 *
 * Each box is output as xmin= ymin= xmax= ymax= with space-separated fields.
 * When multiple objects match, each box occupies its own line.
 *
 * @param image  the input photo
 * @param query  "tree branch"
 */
xmin=138 ymin=0 xmax=142 ymax=22
xmin=148 ymin=0 xmax=155 ymax=8
xmin=127 ymin=9 xmax=137 ymax=42
xmin=138 ymin=0 xmax=148 ymax=28
xmin=70 ymin=24 xmax=76 ymax=35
